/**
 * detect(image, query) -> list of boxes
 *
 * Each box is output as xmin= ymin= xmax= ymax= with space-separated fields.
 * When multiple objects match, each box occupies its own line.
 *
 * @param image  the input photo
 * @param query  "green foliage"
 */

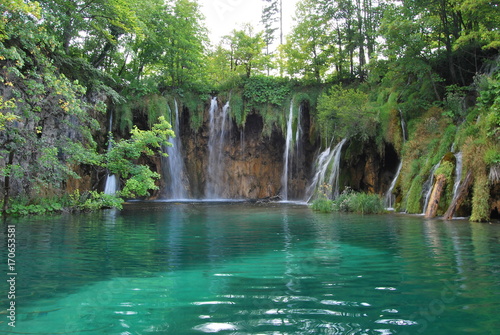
xmin=435 ymin=161 xmax=454 ymax=180
xmin=311 ymin=198 xmax=335 ymax=213
xmin=229 ymin=92 xmax=245 ymax=127
xmin=311 ymin=187 xmax=385 ymax=215
xmin=222 ymin=24 xmax=268 ymax=78
xmin=317 ymin=85 xmax=377 ymax=141
xmin=405 ymin=175 xmax=424 ymax=214
xmin=470 ymin=173 xmax=490 ymax=222
xmin=345 ymin=192 xmax=386 ymax=215
xmin=71 ymin=190 xmax=123 ymax=212
xmin=332 ymin=188 xmax=385 ymax=214
xmin=106 ymin=116 xmax=174 ymax=198
xmin=178 ymin=90 xmax=208 ymax=130
xmin=2 ymin=197 xmax=63 ymax=216
xmin=243 ymin=75 xmax=291 ymax=107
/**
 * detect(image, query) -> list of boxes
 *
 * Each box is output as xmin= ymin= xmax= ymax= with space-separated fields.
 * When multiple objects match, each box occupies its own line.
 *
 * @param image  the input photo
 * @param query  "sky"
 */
xmin=197 ymin=0 xmax=300 ymax=46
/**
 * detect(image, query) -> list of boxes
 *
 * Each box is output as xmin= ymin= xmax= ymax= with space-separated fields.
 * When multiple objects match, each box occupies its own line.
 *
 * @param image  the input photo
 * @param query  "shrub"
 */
xmin=311 ymin=187 xmax=386 ymax=214
xmin=311 ymin=198 xmax=334 ymax=213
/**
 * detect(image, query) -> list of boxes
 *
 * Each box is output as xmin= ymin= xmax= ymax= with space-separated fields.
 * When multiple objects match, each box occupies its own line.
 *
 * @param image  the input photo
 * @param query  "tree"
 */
xmin=39 ymin=0 xmax=140 ymax=67
xmin=261 ymin=0 xmax=280 ymax=74
xmin=282 ymin=0 xmax=333 ymax=82
xmin=1 ymin=3 xmax=103 ymax=214
xmin=224 ymin=25 xmax=267 ymax=78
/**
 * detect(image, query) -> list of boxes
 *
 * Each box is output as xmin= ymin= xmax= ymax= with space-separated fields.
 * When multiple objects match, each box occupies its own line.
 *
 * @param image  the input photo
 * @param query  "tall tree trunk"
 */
xmin=337 ymin=27 xmax=343 ymax=77
xmin=438 ymin=0 xmax=458 ymax=84
xmin=357 ymin=0 xmax=366 ymax=79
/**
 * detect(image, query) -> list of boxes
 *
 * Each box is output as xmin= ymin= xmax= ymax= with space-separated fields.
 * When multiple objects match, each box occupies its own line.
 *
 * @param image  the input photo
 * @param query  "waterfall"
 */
xmin=162 ymin=99 xmax=189 ymax=199
xmin=305 ymin=138 xmax=347 ymax=202
xmin=399 ymin=109 xmax=407 ymax=142
xmin=281 ymin=103 xmax=294 ymax=200
xmin=451 ymin=152 xmax=463 ymax=201
xmin=384 ymin=111 xmax=406 ymax=209
xmin=206 ymin=98 xmax=230 ymax=199
xmin=104 ymin=175 xmax=117 ymax=195
xmin=384 ymin=162 xmax=403 ymax=209
xmin=422 ymin=162 xmax=441 ymax=214
xmin=104 ymin=113 xmax=118 ymax=195
xmin=281 ymin=102 xmax=303 ymax=200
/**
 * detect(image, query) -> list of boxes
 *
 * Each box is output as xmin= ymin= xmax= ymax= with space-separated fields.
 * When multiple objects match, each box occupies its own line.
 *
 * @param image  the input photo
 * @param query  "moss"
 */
xmin=470 ymin=172 xmax=490 ymax=222
xmin=406 ymin=175 xmax=423 ymax=214
xmin=144 ymin=95 xmax=168 ymax=127
xmin=435 ymin=160 xmax=454 ymax=179
xmin=117 ymin=102 xmax=133 ymax=133
xmin=178 ymin=91 xmax=207 ymax=130
xmin=229 ymin=92 xmax=245 ymax=127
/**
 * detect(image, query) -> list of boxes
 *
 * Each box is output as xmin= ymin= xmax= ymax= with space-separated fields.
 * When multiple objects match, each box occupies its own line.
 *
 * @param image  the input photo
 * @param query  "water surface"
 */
xmin=1 ymin=203 xmax=499 ymax=334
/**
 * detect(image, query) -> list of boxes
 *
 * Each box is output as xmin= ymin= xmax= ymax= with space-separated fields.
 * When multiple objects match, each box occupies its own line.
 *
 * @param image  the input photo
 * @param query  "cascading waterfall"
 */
xmin=384 ymin=110 xmax=407 ymax=209
xmin=384 ymin=162 xmax=403 ymax=209
xmin=104 ymin=113 xmax=118 ymax=195
xmin=281 ymin=102 xmax=303 ymax=200
xmin=206 ymin=98 xmax=230 ymax=199
xmin=281 ymin=103 xmax=294 ymax=200
xmin=422 ymin=162 xmax=441 ymax=214
xmin=451 ymin=152 xmax=463 ymax=201
xmin=305 ymin=138 xmax=347 ymax=202
xmin=162 ymin=99 xmax=189 ymax=199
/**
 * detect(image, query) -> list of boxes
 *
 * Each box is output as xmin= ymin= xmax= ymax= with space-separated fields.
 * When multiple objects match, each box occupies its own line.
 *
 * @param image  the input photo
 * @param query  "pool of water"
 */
xmin=1 ymin=202 xmax=499 ymax=334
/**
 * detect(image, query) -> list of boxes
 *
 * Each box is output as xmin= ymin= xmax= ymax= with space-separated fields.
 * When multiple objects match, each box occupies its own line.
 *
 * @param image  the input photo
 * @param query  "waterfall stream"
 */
xmin=384 ymin=162 xmax=403 ymax=209
xmin=281 ymin=102 xmax=303 ymax=200
xmin=162 ymin=99 xmax=189 ymax=199
xmin=305 ymin=138 xmax=347 ymax=202
xmin=104 ymin=113 xmax=118 ymax=195
xmin=384 ymin=110 xmax=407 ymax=209
xmin=451 ymin=152 xmax=463 ymax=201
xmin=422 ymin=162 xmax=441 ymax=214
xmin=206 ymin=98 xmax=230 ymax=199
xmin=281 ymin=103 xmax=294 ymax=200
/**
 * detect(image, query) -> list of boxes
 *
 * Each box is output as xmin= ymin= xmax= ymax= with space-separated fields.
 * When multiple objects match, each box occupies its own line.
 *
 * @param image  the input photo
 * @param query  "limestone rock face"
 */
xmin=181 ymin=111 xmax=286 ymax=199
xmin=154 ymin=100 xmax=401 ymax=201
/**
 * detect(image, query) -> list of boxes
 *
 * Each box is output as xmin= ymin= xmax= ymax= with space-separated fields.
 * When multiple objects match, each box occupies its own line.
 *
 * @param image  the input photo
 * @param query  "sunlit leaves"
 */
xmin=106 ymin=116 xmax=175 ymax=198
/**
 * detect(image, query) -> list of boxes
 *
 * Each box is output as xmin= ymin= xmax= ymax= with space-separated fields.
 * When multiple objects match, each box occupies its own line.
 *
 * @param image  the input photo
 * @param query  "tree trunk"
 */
xmin=425 ymin=174 xmax=447 ymax=218
xmin=444 ymin=171 xmax=473 ymax=220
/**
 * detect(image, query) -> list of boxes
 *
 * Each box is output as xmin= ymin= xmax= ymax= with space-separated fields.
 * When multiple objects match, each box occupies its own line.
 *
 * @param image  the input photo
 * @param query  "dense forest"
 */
xmin=1 ymin=0 xmax=499 ymax=220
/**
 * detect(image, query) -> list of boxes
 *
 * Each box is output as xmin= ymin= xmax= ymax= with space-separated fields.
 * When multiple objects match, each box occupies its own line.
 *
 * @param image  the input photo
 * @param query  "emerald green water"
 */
xmin=1 ymin=203 xmax=499 ymax=334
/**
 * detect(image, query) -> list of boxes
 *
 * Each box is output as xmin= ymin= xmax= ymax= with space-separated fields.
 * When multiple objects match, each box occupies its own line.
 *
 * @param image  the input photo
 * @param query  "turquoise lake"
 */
xmin=1 ymin=202 xmax=499 ymax=334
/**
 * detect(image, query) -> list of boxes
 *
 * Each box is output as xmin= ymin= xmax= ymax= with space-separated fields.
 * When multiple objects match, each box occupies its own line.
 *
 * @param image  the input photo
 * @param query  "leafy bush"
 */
xmin=71 ymin=191 xmax=123 ymax=212
xmin=243 ymin=75 xmax=291 ymax=107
